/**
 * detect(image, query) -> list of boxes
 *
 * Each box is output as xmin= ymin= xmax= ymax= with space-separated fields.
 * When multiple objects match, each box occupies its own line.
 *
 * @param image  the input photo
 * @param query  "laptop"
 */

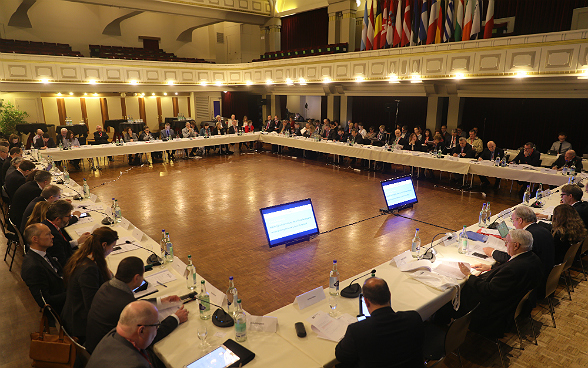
xmin=496 ymin=221 xmax=510 ymax=238
xmin=357 ymin=294 xmax=371 ymax=321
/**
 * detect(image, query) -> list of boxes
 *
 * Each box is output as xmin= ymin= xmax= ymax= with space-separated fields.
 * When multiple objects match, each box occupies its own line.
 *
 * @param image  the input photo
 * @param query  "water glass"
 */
xmin=329 ymin=295 xmax=338 ymax=317
xmin=197 ymin=324 xmax=208 ymax=347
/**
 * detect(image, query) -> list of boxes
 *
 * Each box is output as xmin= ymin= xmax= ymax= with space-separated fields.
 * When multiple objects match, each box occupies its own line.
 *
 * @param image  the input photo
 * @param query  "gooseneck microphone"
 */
xmin=340 ymin=269 xmax=376 ymax=298
xmin=419 ymin=232 xmax=451 ymax=262
xmin=117 ymin=240 xmax=163 ymax=269
xmin=63 ymin=184 xmax=84 ymax=200
xmin=181 ymin=291 xmax=234 ymax=327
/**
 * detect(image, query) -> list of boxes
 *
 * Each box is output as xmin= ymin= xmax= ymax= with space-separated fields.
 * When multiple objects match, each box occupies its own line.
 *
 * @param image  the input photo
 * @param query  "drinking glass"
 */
xmin=329 ymin=295 xmax=338 ymax=317
xmin=197 ymin=324 xmax=208 ymax=347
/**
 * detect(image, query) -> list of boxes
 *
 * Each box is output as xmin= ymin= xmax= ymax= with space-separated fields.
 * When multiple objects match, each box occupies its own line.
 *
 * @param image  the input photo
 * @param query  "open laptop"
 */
xmin=357 ymin=294 xmax=371 ymax=321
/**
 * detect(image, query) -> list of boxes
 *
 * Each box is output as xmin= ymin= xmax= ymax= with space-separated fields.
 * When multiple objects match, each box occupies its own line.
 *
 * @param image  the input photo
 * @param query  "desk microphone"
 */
xmin=487 ymin=208 xmax=514 ymax=229
xmin=121 ymin=240 xmax=163 ymax=268
xmin=63 ymin=184 xmax=84 ymax=200
xmin=340 ymin=269 xmax=376 ymax=298
xmin=419 ymin=232 xmax=453 ymax=262
xmin=181 ymin=291 xmax=234 ymax=327
xmin=80 ymin=207 xmax=114 ymax=225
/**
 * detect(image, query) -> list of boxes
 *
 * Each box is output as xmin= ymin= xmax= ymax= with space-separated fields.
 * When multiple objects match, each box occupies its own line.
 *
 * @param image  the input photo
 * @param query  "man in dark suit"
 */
xmin=551 ymin=149 xmax=583 ymax=172
xmin=10 ymin=170 xmax=52 ymax=228
xmin=86 ymin=301 xmax=159 ymax=368
xmin=335 ymin=277 xmax=424 ymax=368
xmin=451 ymin=138 xmax=475 ymax=158
xmin=43 ymin=200 xmax=91 ymax=267
xmin=537 ymin=184 xmax=588 ymax=229
xmin=477 ymin=141 xmax=505 ymax=188
xmin=456 ymin=229 xmax=543 ymax=337
xmin=390 ymin=129 xmax=408 ymax=149
xmin=93 ymin=125 xmax=113 ymax=162
xmin=21 ymin=223 xmax=66 ymax=314
xmin=263 ymin=115 xmax=275 ymax=132
xmin=322 ymin=124 xmax=336 ymax=140
xmin=85 ymin=256 xmax=188 ymax=354
xmin=4 ymin=159 xmax=35 ymax=199
xmin=440 ymin=125 xmax=451 ymax=146
xmin=20 ymin=185 xmax=62 ymax=233
xmin=445 ymin=129 xmax=459 ymax=152
xmin=33 ymin=132 xmax=56 ymax=149
xmin=159 ymin=122 xmax=177 ymax=160
xmin=483 ymin=206 xmax=554 ymax=298
xmin=511 ymin=142 xmax=541 ymax=166
xmin=0 ymin=146 xmax=8 ymax=169
xmin=1 ymin=147 xmax=22 ymax=186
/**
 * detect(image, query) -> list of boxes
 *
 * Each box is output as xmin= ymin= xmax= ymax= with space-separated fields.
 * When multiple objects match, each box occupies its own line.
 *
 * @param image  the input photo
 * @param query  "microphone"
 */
xmin=63 ymin=184 xmax=84 ymax=200
xmin=340 ymin=269 xmax=376 ymax=298
xmin=181 ymin=291 xmax=234 ymax=328
xmin=79 ymin=207 xmax=114 ymax=225
xmin=117 ymin=240 xmax=163 ymax=269
xmin=419 ymin=232 xmax=453 ymax=262
xmin=487 ymin=207 xmax=515 ymax=229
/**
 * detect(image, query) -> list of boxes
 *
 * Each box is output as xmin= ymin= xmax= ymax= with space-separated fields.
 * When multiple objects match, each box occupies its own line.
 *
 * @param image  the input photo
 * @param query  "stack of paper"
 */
xmin=306 ymin=311 xmax=354 ymax=342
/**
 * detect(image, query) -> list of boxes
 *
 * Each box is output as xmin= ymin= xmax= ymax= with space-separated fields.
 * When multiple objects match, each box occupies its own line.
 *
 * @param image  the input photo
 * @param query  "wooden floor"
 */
xmin=3 ymin=146 xmax=587 ymax=367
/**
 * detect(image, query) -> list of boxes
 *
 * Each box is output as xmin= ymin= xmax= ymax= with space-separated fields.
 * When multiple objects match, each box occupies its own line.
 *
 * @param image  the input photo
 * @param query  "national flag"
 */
xmin=435 ymin=0 xmax=443 ymax=43
xmin=361 ymin=0 xmax=369 ymax=50
xmin=374 ymin=0 xmax=382 ymax=49
xmin=484 ymin=0 xmax=495 ymax=39
xmin=462 ymin=0 xmax=473 ymax=41
xmin=394 ymin=0 xmax=403 ymax=47
xmin=401 ymin=0 xmax=411 ymax=46
xmin=427 ymin=0 xmax=438 ymax=44
xmin=455 ymin=0 xmax=464 ymax=41
xmin=387 ymin=0 xmax=395 ymax=47
xmin=444 ymin=0 xmax=454 ymax=42
xmin=382 ymin=0 xmax=389 ymax=48
xmin=368 ymin=0 xmax=375 ymax=50
xmin=470 ymin=0 xmax=481 ymax=40
xmin=418 ymin=0 xmax=428 ymax=45
xmin=410 ymin=0 xmax=419 ymax=46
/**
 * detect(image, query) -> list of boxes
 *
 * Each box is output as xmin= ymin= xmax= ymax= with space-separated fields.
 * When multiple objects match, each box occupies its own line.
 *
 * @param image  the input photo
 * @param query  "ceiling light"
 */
xmin=200 ymin=81 xmax=207 ymax=86
xmin=215 ymin=81 xmax=223 ymax=86
xmin=88 ymin=79 xmax=97 ymax=85
xmin=388 ymin=74 xmax=399 ymax=83
xmin=129 ymin=80 xmax=138 ymax=85
xmin=93 ymin=93 xmax=98 ymax=96
xmin=223 ymin=91 xmax=227 ymax=93
xmin=578 ymin=69 xmax=588 ymax=80
xmin=141 ymin=93 xmax=145 ymax=96
xmin=69 ymin=92 xmax=73 ymax=95
xmin=245 ymin=80 xmax=253 ymax=85
xmin=286 ymin=78 xmax=293 ymax=85
xmin=516 ymin=70 xmax=528 ymax=78
xmin=355 ymin=75 xmax=364 ymax=82
xmin=152 ymin=93 xmax=155 ymax=96
xmin=164 ymin=92 xmax=167 ymax=96
xmin=323 ymin=77 xmax=332 ymax=83
xmin=167 ymin=80 xmax=174 ymax=85
xmin=40 ymin=78 xmax=50 ymax=84
xmin=84 ymin=93 xmax=88 ymax=96
xmin=266 ymin=79 xmax=273 ymax=85
xmin=410 ymin=74 xmax=422 ymax=83
xmin=299 ymin=77 xmax=307 ymax=86
xmin=56 ymin=92 xmax=62 ymax=96
xmin=175 ymin=92 xmax=178 ymax=95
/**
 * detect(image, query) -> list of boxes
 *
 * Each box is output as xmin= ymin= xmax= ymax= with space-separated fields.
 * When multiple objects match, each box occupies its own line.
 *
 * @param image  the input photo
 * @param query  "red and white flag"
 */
xmin=401 ymin=0 xmax=411 ymax=46
xmin=484 ymin=0 xmax=495 ymax=39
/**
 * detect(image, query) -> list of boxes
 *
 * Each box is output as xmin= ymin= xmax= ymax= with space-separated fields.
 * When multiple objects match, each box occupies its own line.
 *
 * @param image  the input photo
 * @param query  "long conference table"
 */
xmin=38 ymin=132 xmax=576 ymax=187
xmin=47 ymin=156 xmax=586 ymax=368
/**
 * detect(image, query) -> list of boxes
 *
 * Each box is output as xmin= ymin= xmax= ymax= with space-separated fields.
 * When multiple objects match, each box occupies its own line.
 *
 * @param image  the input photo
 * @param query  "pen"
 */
xmin=157 ymin=281 xmax=167 ymax=288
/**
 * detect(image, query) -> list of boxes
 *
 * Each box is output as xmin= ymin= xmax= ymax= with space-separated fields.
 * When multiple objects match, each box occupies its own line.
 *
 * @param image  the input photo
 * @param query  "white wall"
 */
xmin=0 ymin=92 xmax=44 ymax=124
xmin=286 ymin=95 xmax=321 ymax=120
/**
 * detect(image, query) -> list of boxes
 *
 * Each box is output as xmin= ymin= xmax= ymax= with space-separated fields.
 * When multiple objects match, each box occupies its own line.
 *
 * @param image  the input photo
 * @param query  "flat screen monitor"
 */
xmin=381 ymin=176 xmax=418 ymax=211
xmin=260 ymin=198 xmax=320 ymax=248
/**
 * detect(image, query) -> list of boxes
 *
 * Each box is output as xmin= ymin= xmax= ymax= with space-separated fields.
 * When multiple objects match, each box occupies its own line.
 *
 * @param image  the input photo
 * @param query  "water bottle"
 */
xmin=114 ymin=200 xmax=122 ymax=223
xmin=478 ymin=203 xmax=487 ymax=227
xmin=570 ymin=164 xmax=576 ymax=176
xmin=111 ymin=198 xmax=116 ymax=218
xmin=165 ymin=232 xmax=174 ymax=263
xmin=495 ymin=156 xmax=500 ymax=166
xmin=523 ymin=185 xmax=531 ymax=204
xmin=485 ymin=202 xmax=492 ymax=227
xmin=329 ymin=260 xmax=340 ymax=296
xmin=185 ymin=255 xmax=197 ymax=290
xmin=535 ymin=184 xmax=543 ymax=207
xmin=159 ymin=230 xmax=167 ymax=267
xmin=199 ymin=280 xmax=212 ymax=320
xmin=411 ymin=229 xmax=421 ymax=258
xmin=58 ymin=142 xmax=63 ymax=150
xmin=562 ymin=166 xmax=569 ymax=175
xmin=458 ymin=226 xmax=468 ymax=254
xmin=82 ymin=179 xmax=90 ymax=198
xmin=234 ymin=299 xmax=247 ymax=342
xmin=226 ymin=276 xmax=238 ymax=317
xmin=63 ymin=167 xmax=70 ymax=184
xmin=437 ymin=148 xmax=442 ymax=158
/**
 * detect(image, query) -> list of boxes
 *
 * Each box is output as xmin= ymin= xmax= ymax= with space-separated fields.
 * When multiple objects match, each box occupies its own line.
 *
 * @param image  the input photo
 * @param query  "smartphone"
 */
xmin=472 ymin=252 xmax=489 ymax=259
xmin=79 ymin=212 xmax=90 ymax=218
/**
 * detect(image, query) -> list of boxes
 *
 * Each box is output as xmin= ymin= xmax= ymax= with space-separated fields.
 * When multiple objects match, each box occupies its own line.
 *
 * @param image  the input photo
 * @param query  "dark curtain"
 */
xmin=494 ymin=0 xmax=588 ymax=35
xmin=281 ymin=8 xmax=329 ymax=51
xmin=351 ymin=96 xmax=428 ymax=132
xmin=222 ymin=92 xmax=250 ymax=122
xmin=279 ymin=95 xmax=288 ymax=119
xmin=461 ymin=97 xmax=588 ymax=155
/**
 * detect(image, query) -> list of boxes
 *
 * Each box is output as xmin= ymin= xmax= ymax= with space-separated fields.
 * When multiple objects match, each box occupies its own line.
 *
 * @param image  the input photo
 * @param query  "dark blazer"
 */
xmin=350 ymin=134 xmax=364 ymax=145
xmin=292 ymin=127 xmax=302 ymax=136
xmin=21 ymin=250 xmax=66 ymax=314
xmin=334 ymin=132 xmax=348 ymax=142
xmin=461 ymin=251 xmax=543 ymax=337
xmin=445 ymin=135 xmax=459 ymax=151
xmin=572 ymin=201 xmax=588 ymax=230
xmin=200 ymin=127 xmax=212 ymax=136
xmin=43 ymin=219 xmax=74 ymax=268
xmin=61 ymin=259 xmax=107 ymax=338
xmin=33 ymin=138 xmax=56 ymax=149
xmin=214 ymin=126 xmax=226 ymax=135
xmin=93 ymin=131 xmax=109 ymax=144
xmin=391 ymin=137 xmax=409 ymax=148
xmin=160 ymin=129 xmax=176 ymax=140
xmin=4 ymin=169 xmax=26 ymax=199
xmin=512 ymin=149 xmax=541 ymax=166
xmin=263 ymin=120 xmax=275 ymax=132
xmin=335 ymin=306 xmax=424 ymax=368
xmin=450 ymin=143 xmax=475 ymax=158
xmin=228 ymin=125 xmax=240 ymax=134
xmin=138 ymin=132 xmax=154 ymax=141
xmin=123 ymin=132 xmax=138 ymax=142
xmin=1 ymin=156 xmax=15 ymax=185
xmin=479 ymin=148 xmax=505 ymax=161
xmin=404 ymin=143 xmax=424 ymax=152
xmin=85 ymin=279 xmax=178 ymax=354
xmin=10 ymin=181 xmax=42 ymax=227
xmin=551 ymin=155 xmax=583 ymax=172
xmin=21 ymin=196 xmax=46 ymax=233
xmin=86 ymin=330 xmax=151 ymax=368
xmin=322 ymin=129 xmax=336 ymax=140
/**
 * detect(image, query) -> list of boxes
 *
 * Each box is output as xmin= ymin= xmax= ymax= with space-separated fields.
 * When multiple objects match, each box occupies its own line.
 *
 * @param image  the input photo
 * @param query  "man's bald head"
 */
xmin=362 ymin=277 xmax=391 ymax=307
xmin=117 ymin=301 xmax=159 ymax=349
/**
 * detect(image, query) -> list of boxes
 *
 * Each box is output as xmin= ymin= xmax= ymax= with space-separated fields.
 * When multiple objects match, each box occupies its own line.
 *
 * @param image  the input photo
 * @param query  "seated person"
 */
xmin=5 ymin=159 xmax=35 ymax=199
xmin=20 ymin=185 xmax=61 ymax=233
xmin=358 ymin=123 xmax=367 ymax=139
xmin=138 ymin=126 xmax=154 ymax=141
xmin=61 ymin=129 xmax=81 ymax=169
xmin=551 ymin=149 xmax=583 ymax=172
xmin=263 ymin=115 xmax=275 ymax=132
xmin=159 ymin=122 xmax=177 ymax=161
xmin=365 ymin=126 xmax=377 ymax=142
xmin=404 ymin=133 xmax=423 ymax=152
xmin=93 ymin=125 xmax=113 ymax=161
xmin=2 ymin=147 xmax=22 ymax=185
xmin=10 ymin=170 xmax=52 ymax=229
xmin=86 ymin=301 xmax=160 ymax=368
xmin=390 ymin=129 xmax=408 ymax=149
xmin=0 ymin=146 xmax=8 ymax=169
xmin=44 ymin=200 xmax=89 ymax=267
xmin=199 ymin=122 xmax=212 ymax=137
xmin=477 ymin=141 xmax=504 ymax=188
xmin=451 ymin=137 xmax=475 ymax=158
xmin=214 ymin=121 xmax=231 ymax=155
xmin=430 ymin=134 xmax=445 ymax=153
xmin=321 ymin=124 xmax=335 ymax=140
xmin=450 ymin=229 xmax=544 ymax=337
xmin=421 ymin=128 xmax=434 ymax=148
xmin=334 ymin=127 xmax=347 ymax=142
xmin=549 ymin=132 xmax=571 ymax=155
xmin=32 ymin=129 xmax=44 ymax=146
xmin=8 ymin=133 xmax=21 ymax=150
xmin=335 ymin=277 xmax=424 ymax=368
xmin=445 ymin=129 xmax=459 ymax=152
xmin=33 ymin=132 xmax=56 ymax=149
xmin=413 ymin=126 xmax=423 ymax=143
xmin=466 ymin=129 xmax=483 ymax=156
xmin=21 ymin=223 xmax=67 ymax=314
xmin=371 ymin=125 xmax=388 ymax=147
xmin=511 ymin=142 xmax=541 ymax=166
xmin=537 ymin=184 xmax=588 ymax=229
xmin=349 ymin=129 xmax=363 ymax=145
xmin=182 ymin=122 xmax=198 ymax=157
xmin=123 ymin=128 xmax=141 ymax=165
xmin=547 ymin=204 xmax=587 ymax=264
xmin=85 ymin=256 xmax=189 ymax=354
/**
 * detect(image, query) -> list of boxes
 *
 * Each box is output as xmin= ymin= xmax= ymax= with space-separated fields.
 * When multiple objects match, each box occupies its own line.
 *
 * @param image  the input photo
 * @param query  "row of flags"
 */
xmin=360 ymin=0 xmax=495 ymax=51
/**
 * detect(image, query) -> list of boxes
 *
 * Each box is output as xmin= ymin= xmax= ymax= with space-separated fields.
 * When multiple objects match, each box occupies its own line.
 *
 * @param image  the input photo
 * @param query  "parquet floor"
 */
xmin=3 ymin=146 xmax=587 ymax=367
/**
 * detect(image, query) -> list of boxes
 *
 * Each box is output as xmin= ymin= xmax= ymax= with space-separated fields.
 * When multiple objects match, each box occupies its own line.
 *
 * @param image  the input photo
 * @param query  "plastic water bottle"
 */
xmin=199 ymin=280 xmax=211 ymax=320
xmin=111 ymin=198 xmax=116 ymax=218
xmin=226 ymin=276 xmax=238 ymax=317
xmin=329 ymin=260 xmax=340 ymax=296
xmin=478 ymin=204 xmax=487 ymax=227
xmin=63 ymin=167 xmax=70 ymax=184
xmin=234 ymin=299 xmax=247 ymax=342
xmin=185 ymin=255 xmax=197 ymax=290
xmin=59 ymin=142 xmax=63 ymax=150
xmin=562 ymin=166 xmax=569 ymax=175
xmin=535 ymin=184 xmax=543 ymax=207
xmin=82 ymin=179 xmax=90 ymax=198
xmin=159 ymin=230 xmax=167 ymax=267
xmin=523 ymin=185 xmax=531 ymax=204
xmin=114 ymin=200 xmax=122 ymax=223
xmin=411 ymin=229 xmax=421 ymax=258
xmin=570 ymin=164 xmax=576 ymax=176
xmin=495 ymin=156 xmax=500 ymax=166
xmin=485 ymin=202 xmax=492 ymax=227
xmin=458 ymin=226 xmax=468 ymax=254
xmin=165 ymin=232 xmax=174 ymax=263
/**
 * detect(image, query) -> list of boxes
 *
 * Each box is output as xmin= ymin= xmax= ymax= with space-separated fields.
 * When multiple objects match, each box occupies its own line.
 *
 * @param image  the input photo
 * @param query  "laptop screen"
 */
xmin=497 ymin=221 xmax=509 ymax=238
xmin=357 ymin=294 xmax=370 ymax=321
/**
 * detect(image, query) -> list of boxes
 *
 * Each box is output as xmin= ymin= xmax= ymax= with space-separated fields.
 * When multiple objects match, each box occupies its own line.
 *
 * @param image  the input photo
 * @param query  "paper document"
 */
xmin=307 ymin=310 xmax=350 ymax=342
xmin=111 ymin=242 xmax=139 ymax=255
xmin=157 ymin=300 xmax=182 ymax=322
xmin=74 ymin=225 xmax=97 ymax=236
xmin=145 ymin=270 xmax=177 ymax=285
xmin=398 ymin=259 xmax=470 ymax=280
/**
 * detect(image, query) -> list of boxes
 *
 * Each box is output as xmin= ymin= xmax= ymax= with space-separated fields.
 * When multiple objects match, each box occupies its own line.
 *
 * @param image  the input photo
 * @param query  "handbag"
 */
xmin=29 ymin=305 xmax=77 ymax=368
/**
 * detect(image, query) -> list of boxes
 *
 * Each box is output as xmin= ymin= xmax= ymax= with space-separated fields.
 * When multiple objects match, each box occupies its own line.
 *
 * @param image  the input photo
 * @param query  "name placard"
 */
xmin=89 ymin=193 xmax=98 ymax=202
xmin=132 ymin=228 xmax=144 ymax=241
xmin=247 ymin=315 xmax=278 ymax=333
xmin=119 ymin=218 xmax=132 ymax=230
xmin=293 ymin=286 xmax=325 ymax=310
xmin=391 ymin=250 xmax=411 ymax=267
xmin=171 ymin=256 xmax=187 ymax=276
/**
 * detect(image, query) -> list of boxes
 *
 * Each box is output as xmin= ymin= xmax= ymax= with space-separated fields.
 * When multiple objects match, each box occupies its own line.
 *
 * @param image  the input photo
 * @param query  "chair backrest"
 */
xmin=545 ymin=262 xmax=566 ymax=298
xmin=580 ymin=237 xmax=588 ymax=256
xmin=444 ymin=303 xmax=479 ymax=355
xmin=514 ymin=289 xmax=534 ymax=320
xmin=563 ymin=241 xmax=582 ymax=272
xmin=9 ymin=218 xmax=26 ymax=252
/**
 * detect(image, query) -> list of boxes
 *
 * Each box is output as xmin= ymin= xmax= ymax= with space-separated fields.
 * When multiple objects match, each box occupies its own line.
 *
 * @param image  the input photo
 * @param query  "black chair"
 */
xmin=543 ymin=262 xmax=566 ymax=328
xmin=574 ymin=237 xmax=588 ymax=281
xmin=3 ymin=218 xmax=25 ymax=271
xmin=513 ymin=290 xmax=537 ymax=349
xmin=561 ymin=241 xmax=582 ymax=298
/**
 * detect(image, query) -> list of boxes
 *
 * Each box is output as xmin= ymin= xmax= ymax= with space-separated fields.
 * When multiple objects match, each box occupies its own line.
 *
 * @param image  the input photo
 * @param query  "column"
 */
xmin=425 ymin=96 xmax=443 ymax=131
xmin=328 ymin=12 xmax=339 ymax=44
xmin=270 ymin=95 xmax=281 ymax=118
xmin=262 ymin=94 xmax=270 ymax=119
xmin=328 ymin=0 xmax=357 ymax=47
xmin=340 ymin=9 xmax=356 ymax=51
xmin=265 ymin=18 xmax=281 ymax=52
xmin=446 ymin=95 xmax=464 ymax=131
xmin=260 ymin=26 xmax=268 ymax=55
xmin=340 ymin=95 xmax=353 ymax=124
xmin=326 ymin=95 xmax=336 ymax=120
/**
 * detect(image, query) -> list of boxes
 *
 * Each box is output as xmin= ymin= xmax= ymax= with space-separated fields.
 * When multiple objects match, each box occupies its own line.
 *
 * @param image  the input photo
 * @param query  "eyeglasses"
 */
xmin=138 ymin=323 xmax=160 ymax=330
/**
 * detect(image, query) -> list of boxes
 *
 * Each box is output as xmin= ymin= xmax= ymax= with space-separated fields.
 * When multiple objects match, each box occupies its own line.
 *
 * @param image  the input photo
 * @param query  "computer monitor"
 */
xmin=260 ymin=198 xmax=320 ymax=248
xmin=380 ymin=175 xmax=418 ymax=211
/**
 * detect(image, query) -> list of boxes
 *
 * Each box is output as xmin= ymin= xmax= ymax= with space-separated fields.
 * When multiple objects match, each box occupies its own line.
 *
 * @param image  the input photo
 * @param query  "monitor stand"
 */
xmin=284 ymin=235 xmax=311 ymax=247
